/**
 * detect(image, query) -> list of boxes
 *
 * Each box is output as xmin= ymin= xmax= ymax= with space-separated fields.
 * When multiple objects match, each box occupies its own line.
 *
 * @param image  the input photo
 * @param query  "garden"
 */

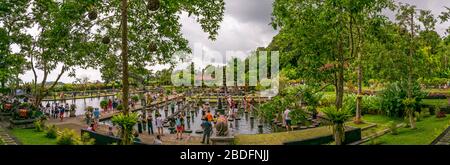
xmin=0 ymin=0 xmax=450 ymax=145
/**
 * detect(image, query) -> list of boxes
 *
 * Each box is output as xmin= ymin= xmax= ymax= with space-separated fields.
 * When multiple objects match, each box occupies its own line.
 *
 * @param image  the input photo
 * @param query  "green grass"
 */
xmin=235 ymin=126 xmax=333 ymax=145
xmin=358 ymin=115 xmax=405 ymax=138
xmin=421 ymin=99 xmax=447 ymax=107
xmin=10 ymin=128 xmax=57 ymax=145
xmin=361 ymin=114 xmax=404 ymax=125
xmin=424 ymin=89 xmax=450 ymax=95
xmin=364 ymin=115 xmax=450 ymax=145
xmin=346 ymin=122 xmax=373 ymax=129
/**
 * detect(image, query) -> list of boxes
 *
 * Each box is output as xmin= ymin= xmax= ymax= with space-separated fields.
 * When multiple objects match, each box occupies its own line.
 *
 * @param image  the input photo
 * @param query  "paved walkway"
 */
xmin=46 ymin=94 xmax=206 ymax=145
xmin=432 ymin=126 xmax=450 ymax=145
xmin=0 ymin=122 xmax=19 ymax=145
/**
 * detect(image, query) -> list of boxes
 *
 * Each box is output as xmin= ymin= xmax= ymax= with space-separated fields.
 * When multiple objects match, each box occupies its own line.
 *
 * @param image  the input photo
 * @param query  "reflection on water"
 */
xmin=102 ymin=103 xmax=275 ymax=136
xmin=43 ymin=97 xmax=278 ymax=135
xmin=42 ymin=96 xmax=115 ymax=116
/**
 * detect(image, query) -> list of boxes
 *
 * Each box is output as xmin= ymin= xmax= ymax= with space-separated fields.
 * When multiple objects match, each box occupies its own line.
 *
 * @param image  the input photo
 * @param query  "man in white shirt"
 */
xmin=284 ymin=108 xmax=293 ymax=132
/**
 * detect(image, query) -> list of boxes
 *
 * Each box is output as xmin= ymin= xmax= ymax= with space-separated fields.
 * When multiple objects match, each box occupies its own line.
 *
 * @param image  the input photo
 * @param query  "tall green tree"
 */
xmin=0 ymin=0 xmax=29 ymax=92
xmin=89 ymin=0 xmax=224 ymax=144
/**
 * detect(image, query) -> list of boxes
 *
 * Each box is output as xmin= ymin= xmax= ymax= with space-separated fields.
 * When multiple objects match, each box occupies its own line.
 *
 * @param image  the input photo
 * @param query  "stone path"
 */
xmin=0 ymin=123 xmax=19 ymax=145
xmin=432 ymin=126 xmax=450 ymax=145
xmin=45 ymin=94 xmax=207 ymax=145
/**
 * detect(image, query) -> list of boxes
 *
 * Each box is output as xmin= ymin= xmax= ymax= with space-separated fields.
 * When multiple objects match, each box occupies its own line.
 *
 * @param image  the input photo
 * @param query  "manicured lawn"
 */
xmin=10 ymin=128 xmax=57 ymax=145
xmin=235 ymin=126 xmax=333 ymax=145
xmin=361 ymin=114 xmax=404 ymax=125
xmin=346 ymin=122 xmax=373 ymax=129
xmin=424 ymin=89 xmax=450 ymax=95
xmin=365 ymin=115 xmax=450 ymax=145
xmin=421 ymin=99 xmax=447 ymax=106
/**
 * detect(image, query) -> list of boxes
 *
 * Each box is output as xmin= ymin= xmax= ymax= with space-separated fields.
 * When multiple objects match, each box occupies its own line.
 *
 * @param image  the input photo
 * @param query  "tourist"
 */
xmin=170 ymin=100 xmax=175 ymax=114
xmin=201 ymin=117 xmax=212 ymax=144
xmin=137 ymin=115 xmax=143 ymax=134
xmin=175 ymin=114 xmax=183 ymax=140
xmin=108 ymin=99 xmax=112 ymax=112
xmin=59 ymin=105 xmax=65 ymax=122
xmin=206 ymin=110 xmax=213 ymax=122
xmin=142 ymin=113 xmax=147 ymax=132
xmin=93 ymin=108 xmax=100 ymax=124
xmin=107 ymin=126 xmax=114 ymax=136
xmin=85 ymin=110 xmax=92 ymax=126
xmin=112 ymin=99 xmax=118 ymax=111
xmin=46 ymin=102 xmax=51 ymax=114
xmin=284 ymin=108 xmax=293 ymax=132
xmin=147 ymin=114 xmax=154 ymax=135
xmin=155 ymin=114 xmax=164 ymax=136
xmin=87 ymin=123 xmax=95 ymax=131
xmin=133 ymin=131 xmax=141 ymax=143
xmin=154 ymin=135 xmax=162 ymax=145
xmin=64 ymin=103 xmax=69 ymax=117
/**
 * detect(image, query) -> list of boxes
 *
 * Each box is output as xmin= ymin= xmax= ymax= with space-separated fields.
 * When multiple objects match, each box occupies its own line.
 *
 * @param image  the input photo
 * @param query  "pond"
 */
xmin=42 ymin=96 xmax=285 ymax=136
xmin=41 ymin=96 xmax=115 ymax=116
xmin=101 ymin=102 xmax=280 ymax=136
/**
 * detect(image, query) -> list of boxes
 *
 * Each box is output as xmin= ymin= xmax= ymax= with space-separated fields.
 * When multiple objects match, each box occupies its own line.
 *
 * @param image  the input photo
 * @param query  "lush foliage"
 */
xmin=111 ymin=113 xmax=139 ymax=145
xmin=45 ymin=125 xmax=58 ymax=139
xmin=378 ymin=81 xmax=426 ymax=117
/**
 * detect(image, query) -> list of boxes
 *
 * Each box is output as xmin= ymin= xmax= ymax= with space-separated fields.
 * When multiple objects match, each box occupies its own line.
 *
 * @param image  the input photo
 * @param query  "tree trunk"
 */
xmin=355 ymin=53 xmax=363 ymax=123
xmin=336 ymin=41 xmax=345 ymax=110
xmin=407 ymin=11 xmax=415 ymax=129
xmin=408 ymin=109 xmax=416 ymax=129
xmin=121 ymin=0 xmax=129 ymax=115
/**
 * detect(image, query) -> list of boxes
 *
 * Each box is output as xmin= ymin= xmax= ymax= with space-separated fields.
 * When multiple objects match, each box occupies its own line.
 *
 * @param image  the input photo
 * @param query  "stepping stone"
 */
xmin=291 ymin=125 xmax=299 ymax=130
xmin=308 ymin=125 xmax=316 ymax=128
xmin=195 ymin=130 xmax=203 ymax=134
xmin=244 ymin=111 xmax=248 ymax=113
xmin=184 ymin=130 xmax=193 ymax=133
xmin=235 ymin=118 xmax=241 ymax=120
xmin=276 ymin=123 xmax=283 ymax=127
xmin=228 ymin=118 xmax=234 ymax=121
xmin=250 ymin=116 xmax=254 ymax=119
xmin=300 ymin=126 xmax=307 ymax=129
xmin=257 ymin=124 xmax=263 ymax=128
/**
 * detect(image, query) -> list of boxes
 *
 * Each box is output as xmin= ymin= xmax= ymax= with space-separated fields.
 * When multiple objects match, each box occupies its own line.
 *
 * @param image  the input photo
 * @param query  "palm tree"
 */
xmin=322 ymin=106 xmax=352 ymax=145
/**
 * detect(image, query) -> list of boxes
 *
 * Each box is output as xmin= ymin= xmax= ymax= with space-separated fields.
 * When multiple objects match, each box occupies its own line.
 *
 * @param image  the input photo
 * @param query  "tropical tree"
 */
xmin=87 ymin=0 xmax=225 ymax=145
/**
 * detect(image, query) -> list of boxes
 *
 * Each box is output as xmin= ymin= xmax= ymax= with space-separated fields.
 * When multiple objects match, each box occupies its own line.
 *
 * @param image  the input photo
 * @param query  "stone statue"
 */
xmin=215 ymin=115 xmax=229 ymax=136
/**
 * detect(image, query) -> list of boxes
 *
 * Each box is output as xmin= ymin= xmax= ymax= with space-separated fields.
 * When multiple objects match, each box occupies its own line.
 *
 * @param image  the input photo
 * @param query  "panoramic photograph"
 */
xmin=0 ymin=0 xmax=450 ymax=148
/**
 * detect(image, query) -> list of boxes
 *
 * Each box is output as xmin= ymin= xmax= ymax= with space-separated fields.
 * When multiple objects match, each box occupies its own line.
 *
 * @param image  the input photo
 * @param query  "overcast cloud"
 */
xmin=19 ymin=0 xmax=450 ymax=83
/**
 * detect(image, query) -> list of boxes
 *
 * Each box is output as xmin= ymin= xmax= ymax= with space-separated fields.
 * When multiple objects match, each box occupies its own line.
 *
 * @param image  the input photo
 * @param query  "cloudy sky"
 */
xmin=19 ymin=0 xmax=450 ymax=83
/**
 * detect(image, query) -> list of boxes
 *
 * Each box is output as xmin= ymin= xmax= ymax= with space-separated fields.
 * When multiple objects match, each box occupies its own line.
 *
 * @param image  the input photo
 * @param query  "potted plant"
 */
xmin=322 ymin=106 xmax=352 ymax=145
xmin=100 ymin=100 xmax=108 ymax=111
xmin=70 ymin=104 xmax=77 ymax=117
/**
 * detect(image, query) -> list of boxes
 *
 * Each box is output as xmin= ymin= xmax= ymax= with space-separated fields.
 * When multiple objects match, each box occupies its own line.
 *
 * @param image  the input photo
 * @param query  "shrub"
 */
xmin=435 ymin=106 xmax=447 ymax=118
xmin=79 ymin=132 xmax=95 ymax=145
xmin=378 ymin=81 xmax=426 ymax=118
xmin=100 ymin=100 xmax=108 ymax=109
xmin=116 ymin=104 xmax=124 ymax=111
xmin=320 ymin=94 xmax=336 ymax=106
xmin=56 ymin=129 xmax=78 ymax=145
xmin=131 ymin=95 xmax=140 ymax=102
xmin=46 ymin=125 xmax=58 ymax=139
xmin=387 ymin=121 xmax=398 ymax=135
xmin=34 ymin=119 xmax=45 ymax=132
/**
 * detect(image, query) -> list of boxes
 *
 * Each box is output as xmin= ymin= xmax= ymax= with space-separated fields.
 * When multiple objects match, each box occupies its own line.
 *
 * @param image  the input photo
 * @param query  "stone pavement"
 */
xmin=0 ymin=122 xmax=19 ymax=145
xmin=432 ymin=126 xmax=450 ymax=145
xmin=45 ymin=94 xmax=206 ymax=145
